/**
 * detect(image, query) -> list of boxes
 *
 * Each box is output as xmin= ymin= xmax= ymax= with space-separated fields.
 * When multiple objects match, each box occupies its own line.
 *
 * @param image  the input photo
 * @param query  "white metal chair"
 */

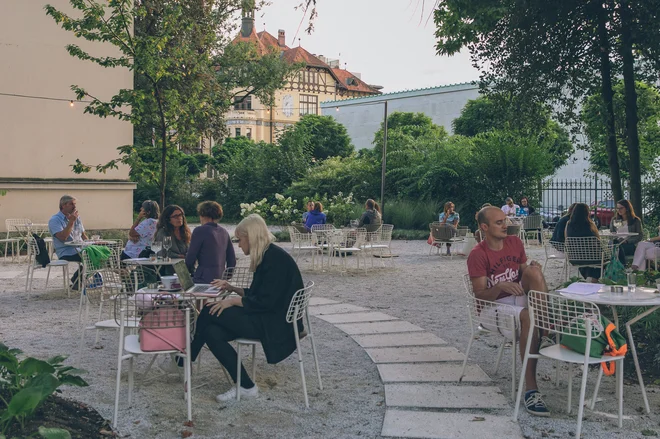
xmin=428 ymin=223 xmax=463 ymax=258
xmin=513 ymin=291 xmax=624 ymax=438
xmin=564 ymin=236 xmax=612 ymax=280
xmin=310 ymin=224 xmax=335 ymax=269
xmin=522 ymin=215 xmax=543 ymax=246
xmin=235 ymin=281 xmax=322 ymax=407
xmin=5 ymin=218 xmax=31 ymax=261
xmin=25 ymin=237 xmax=70 ymax=299
xmin=112 ymin=292 xmax=194 ymax=428
xmin=328 ymin=228 xmax=367 ymax=274
xmin=543 ymin=241 xmax=567 ymax=281
xmin=461 ymin=274 xmax=519 ymax=400
xmin=288 ymin=226 xmax=320 ymax=268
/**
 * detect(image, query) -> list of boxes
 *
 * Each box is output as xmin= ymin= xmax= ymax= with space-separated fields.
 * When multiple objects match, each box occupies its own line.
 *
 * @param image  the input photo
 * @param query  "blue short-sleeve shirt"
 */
xmin=48 ymin=211 xmax=85 ymax=258
xmin=439 ymin=212 xmax=460 ymax=224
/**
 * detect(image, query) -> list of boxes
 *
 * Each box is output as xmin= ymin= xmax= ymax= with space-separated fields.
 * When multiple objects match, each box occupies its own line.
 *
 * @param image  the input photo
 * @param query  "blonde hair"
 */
xmin=235 ymin=214 xmax=272 ymax=272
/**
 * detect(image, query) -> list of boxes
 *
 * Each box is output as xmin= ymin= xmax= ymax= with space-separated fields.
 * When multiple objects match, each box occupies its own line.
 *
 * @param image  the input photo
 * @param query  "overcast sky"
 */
xmin=258 ymin=0 xmax=480 ymax=93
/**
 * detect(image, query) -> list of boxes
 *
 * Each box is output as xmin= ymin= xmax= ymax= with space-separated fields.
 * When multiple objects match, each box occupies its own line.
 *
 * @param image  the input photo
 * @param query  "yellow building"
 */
xmin=0 ymin=0 xmax=135 ymax=232
xmin=226 ymin=8 xmax=382 ymax=143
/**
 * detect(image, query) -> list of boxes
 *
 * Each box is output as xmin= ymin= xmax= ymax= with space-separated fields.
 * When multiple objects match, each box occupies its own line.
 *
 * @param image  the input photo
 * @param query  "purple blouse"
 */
xmin=185 ymin=222 xmax=236 ymax=283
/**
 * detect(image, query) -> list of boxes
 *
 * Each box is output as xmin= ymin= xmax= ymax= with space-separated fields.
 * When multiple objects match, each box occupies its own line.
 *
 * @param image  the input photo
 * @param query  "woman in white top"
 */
xmin=501 ymin=197 xmax=520 ymax=217
xmin=121 ymin=200 xmax=160 ymax=260
xmin=631 ymin=230 xmax=660 ymax=271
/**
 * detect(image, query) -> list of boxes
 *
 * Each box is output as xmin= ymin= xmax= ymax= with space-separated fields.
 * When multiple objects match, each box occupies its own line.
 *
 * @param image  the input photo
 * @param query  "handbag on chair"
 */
xmin=139 ymin=295 xmax=187 ymax=352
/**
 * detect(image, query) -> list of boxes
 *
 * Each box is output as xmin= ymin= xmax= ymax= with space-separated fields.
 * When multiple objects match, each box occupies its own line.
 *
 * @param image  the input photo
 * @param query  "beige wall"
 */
xmin=0 ymin=0 xmax=135 ymax=230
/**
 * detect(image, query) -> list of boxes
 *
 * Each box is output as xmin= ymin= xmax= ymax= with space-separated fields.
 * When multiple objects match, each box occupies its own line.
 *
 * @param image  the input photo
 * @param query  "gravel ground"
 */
xmin=1 ymin=236 xmax=659 ymax=439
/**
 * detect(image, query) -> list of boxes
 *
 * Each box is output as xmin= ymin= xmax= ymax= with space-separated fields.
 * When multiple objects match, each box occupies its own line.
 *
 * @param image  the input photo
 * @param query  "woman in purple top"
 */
xmin=185 ymin=201 xmax=236 ymax=283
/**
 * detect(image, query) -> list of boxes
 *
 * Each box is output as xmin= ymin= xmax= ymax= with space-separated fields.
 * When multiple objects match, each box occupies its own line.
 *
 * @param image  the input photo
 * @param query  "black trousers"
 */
xmin=191 ymin=305 xmax=264 ymax=388
xmin=59 ymin=253 xmax=82 ymax=287
xmin=617 ymin=242 xmax=636 ymax=264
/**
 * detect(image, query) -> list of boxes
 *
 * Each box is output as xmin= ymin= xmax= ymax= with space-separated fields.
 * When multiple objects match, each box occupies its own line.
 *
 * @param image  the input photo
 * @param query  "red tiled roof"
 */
xmin=232 ymin=27 xmax=269 ymax=55
xmin=332 ymin=68 xmax=381 ymax=95
xmin=257 ymin=31 xmax=288 ymax=51
xmin=281 ymin=47 xmax=331 ymax=69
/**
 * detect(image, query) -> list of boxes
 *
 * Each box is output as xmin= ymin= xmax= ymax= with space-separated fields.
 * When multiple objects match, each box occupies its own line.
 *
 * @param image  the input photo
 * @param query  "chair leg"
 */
xmin=459 ymin=332 xmax=475 ymax=382
xmin=617 ymin=359 xmax=624 ymax=428
xmin=567 ymin=364 xmax=573 ymax=414
xmin=45 ymin=266 xmax=52 ymax=290
xmin=590 ymin=365 xmax=604 ymax=410
xmin=293 ymin=322 xmax=309 ymax=408
xmin=112 ymin=323 xmax=126 ymax=429
xmin=511 ymin=328 xmax=517 ymax=401
xmin=575 ymin=360 xmax=590 ymax=439
xmin=236 ymin=343 xmax=242 ymax=401
xmin=128 ymin=357 xmax=134 ymax=406
xmin=63 ymin=265 xmax=70 ymax=298
xmin=494 ymin=339 xmax=506 ymax=374
xmin=306 ymin=312 xmax=323 ymax=390
xmin=25 ymin=264 xmax=31 ymax=293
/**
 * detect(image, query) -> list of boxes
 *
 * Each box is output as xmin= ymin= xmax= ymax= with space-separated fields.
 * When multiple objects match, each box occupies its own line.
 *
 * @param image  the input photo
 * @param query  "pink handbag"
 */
xmin=139 ymin=308 xmax=186 ymax=352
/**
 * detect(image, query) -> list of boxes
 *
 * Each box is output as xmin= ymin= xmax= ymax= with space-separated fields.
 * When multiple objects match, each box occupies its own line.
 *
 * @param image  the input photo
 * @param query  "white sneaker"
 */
xmin=216 ymin=384 xmax=259 ymax=402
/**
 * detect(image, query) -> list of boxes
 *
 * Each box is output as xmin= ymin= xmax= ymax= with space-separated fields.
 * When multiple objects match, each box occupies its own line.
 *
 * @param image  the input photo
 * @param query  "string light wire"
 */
xmin=0 ymin=92 xmax=91 ymax=104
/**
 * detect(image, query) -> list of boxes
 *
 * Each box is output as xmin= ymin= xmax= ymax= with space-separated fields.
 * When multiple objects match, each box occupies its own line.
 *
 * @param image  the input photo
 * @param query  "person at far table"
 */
xmin=565 ymin=203 xmax=603 ymax=282
xmin=501 ymin=197 xmax=520 ymax=217
xmin=155 ymin=205 xmax=191 ymax=259
xmin=467 ymin=206 xmax=550 ymax=417
xmin=48 ymin=195 xmax=88 ymax=290
xmin=121 ymin=200 xmax=159 ymax=260
xmin=519 ymin=197 xmax=535 ymax=216
xmin=185 ymin=201 xmax=235 ymax=284
xmin=302 ymin=200 xmax=315 ymax=224
xmin=438 ymin=201 xmax=460 ymax=256
xmin=631 ymin=225 xmax=660 ymax=271
xmin=357 ymin=198 xmax=382 ymax=232
xmin=549 ymin=203 xmax=576 ymax=252
xmin=173 ymin=214 xmax=305 ymax=402
xmin=610 ymin=199 xmax=642 ymax=264
xmin=304 ymin=201 xmax=327 ymax=231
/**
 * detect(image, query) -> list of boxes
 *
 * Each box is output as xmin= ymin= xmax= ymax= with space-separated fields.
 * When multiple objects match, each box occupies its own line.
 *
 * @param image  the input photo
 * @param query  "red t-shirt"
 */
xmin=467 ymin=236 xmax=527 ymax=299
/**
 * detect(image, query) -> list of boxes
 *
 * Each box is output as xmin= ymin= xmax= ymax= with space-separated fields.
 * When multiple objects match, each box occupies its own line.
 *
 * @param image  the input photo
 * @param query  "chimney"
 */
xmin=241 ymin=2 xmax=255 ymax=37
xmin=278 ymin=29 xmax=285 ymax=47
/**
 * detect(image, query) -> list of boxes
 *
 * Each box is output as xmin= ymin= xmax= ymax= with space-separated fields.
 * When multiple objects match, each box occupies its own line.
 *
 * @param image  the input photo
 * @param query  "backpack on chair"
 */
xmin=32 ymin=233 xmax=50 ymax=268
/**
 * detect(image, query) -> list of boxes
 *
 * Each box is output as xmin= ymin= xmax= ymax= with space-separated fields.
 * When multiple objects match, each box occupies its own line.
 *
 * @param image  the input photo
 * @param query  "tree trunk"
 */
xmin=619 ymin=0 xmax=643 ymax=219
xmin=596 ymin=1 xmax=624 ymax=203
xmin=155 ymin=87 xmax=167 ymax=209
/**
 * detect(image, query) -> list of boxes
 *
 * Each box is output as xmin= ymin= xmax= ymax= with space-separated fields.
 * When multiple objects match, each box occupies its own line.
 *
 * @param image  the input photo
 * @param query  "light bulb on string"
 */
xmin=336 ymin=106 xmax=339 ymax=112
xmin=69 ymin=100 xmax=74 ymax=107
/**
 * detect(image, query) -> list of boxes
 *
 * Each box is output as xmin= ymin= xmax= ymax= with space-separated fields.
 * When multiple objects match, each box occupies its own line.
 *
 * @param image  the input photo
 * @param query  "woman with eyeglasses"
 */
xmin=610 ymin=199 xmax=642 ymax=263
xmin=155 ymin=205 xmax=191 ymax=259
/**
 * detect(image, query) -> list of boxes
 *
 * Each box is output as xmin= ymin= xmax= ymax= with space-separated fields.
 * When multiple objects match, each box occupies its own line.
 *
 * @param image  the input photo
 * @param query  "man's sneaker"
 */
xmin=539 ymin=335 xmax=555 ymax=350
xmin=524 ymin=390 xmax=550 ymax=417
xmin=216 ymin=384 xmax=259 ymax=402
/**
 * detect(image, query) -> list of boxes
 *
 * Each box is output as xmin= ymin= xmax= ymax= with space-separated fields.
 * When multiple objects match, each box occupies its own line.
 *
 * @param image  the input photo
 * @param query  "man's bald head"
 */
xmin=477 ymin=206 xmax=502 ymax=226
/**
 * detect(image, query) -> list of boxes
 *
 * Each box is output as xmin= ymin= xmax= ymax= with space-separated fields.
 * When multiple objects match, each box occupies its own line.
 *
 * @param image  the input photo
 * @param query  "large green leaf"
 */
xmin=57 ymin=375 xmax=88 ymax=388
xmin=0 ymin=352 xmax=19 ymax=374
xmin=5 ymin=387 xmax=44 ymax=417
xmin=38 ymin=426 xmax=72 ymax=439
xmin=18 ymin=358 xmax=55 ymax=377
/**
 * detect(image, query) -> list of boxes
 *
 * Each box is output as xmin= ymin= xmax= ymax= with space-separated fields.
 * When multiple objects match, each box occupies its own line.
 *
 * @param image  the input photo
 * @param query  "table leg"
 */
xmin=625 ymin=305 xmax=659 ymax=414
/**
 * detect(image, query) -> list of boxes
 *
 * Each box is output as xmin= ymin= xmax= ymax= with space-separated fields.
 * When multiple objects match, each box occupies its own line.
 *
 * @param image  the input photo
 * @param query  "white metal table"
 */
xmin=122 ymin=258 xmax=184 ymax=278
xmin=559 ymin=283 xmax=660 ymax=413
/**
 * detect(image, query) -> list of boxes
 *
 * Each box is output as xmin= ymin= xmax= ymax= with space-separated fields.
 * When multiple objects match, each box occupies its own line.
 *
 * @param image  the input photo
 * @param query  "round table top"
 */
xmin=599 ymin=231 xmax=638 ymax=239
xmin=559 ymin=287 xmax=660 ymax=306
xmin=64 ymin=240 xmax=114 ymax=247
xmin=123 ymin=258 xmax=184 ymax=266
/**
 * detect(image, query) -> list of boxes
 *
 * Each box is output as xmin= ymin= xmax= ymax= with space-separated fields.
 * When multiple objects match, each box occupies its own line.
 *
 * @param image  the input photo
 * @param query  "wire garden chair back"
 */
xmin=564 ymin=236 xmax=612 ymax=279
xmin=221 ymin=266 xmax=254 ymax=289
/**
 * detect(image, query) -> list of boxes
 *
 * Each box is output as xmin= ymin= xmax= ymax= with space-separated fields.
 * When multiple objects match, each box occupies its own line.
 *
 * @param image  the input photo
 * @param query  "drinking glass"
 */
xmin=613 ymin=220 xmax=623 ymax=231
xmin=627 ymin=272 xmax=637 ymax=295
xmin=151 ymin=241 xmax=162 ymax=260
xmin=162 ymin=236 xmax=172 ymax=261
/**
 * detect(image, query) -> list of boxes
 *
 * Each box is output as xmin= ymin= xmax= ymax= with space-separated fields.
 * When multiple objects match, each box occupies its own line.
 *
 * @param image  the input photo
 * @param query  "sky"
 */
xmin=258 ymin=0 xmax=480 ymax=93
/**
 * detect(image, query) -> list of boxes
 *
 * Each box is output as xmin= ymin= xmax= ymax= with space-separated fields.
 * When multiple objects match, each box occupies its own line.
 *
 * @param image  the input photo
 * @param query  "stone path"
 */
xmin=309 ymin=296 xmax=524 ymax=439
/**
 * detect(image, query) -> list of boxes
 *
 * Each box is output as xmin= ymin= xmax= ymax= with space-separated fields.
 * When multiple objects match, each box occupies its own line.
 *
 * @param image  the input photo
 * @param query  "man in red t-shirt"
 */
xmin=467 ymin=206 xmax=550 ymax=416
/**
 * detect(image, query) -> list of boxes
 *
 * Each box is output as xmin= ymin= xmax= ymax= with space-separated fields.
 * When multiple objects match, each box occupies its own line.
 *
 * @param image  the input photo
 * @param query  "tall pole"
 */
xmin=380 ymin=101 xmax=388 ymax=219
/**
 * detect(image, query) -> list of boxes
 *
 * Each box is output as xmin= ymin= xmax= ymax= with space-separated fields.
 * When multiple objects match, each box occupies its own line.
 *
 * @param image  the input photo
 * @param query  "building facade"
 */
xmin=0 ymin=0 xmax=135 ymax=232
xmin=225 ymin=8 xmax=381 ymax=144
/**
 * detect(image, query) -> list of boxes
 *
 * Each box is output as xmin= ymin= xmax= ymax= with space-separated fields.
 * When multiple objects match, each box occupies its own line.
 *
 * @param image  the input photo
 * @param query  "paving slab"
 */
xmin=352 ymin=332 xmax=447 ymax=348
xmin=377 ymin=363 xmax=490 ymax=383
xmin=365 ymin=346 xmax=464 ymax=363
xmin=309 ymin=303 xmax=369 ymax=315
xmin=316 ymin=312 xmax=398 ymax=324
xmin=0 ymin=271 xmax=26 ymax=279
xmin=308 ymin=297 xmax=339 ymax=306
xmin=381 ymin=409 xmax=523 ymax=438
xmin=384 ymin=384 xmax=509 ymax=409
xmin=335 ymin=321 xmax=424 ymax=335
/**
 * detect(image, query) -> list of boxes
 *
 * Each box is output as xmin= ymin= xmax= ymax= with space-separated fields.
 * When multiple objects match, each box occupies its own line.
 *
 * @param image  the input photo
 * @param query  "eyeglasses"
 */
xmin=170 ymin=213 xmax=184 ymax=219
xmin=616 ymin=207 xmax=625 ymax=211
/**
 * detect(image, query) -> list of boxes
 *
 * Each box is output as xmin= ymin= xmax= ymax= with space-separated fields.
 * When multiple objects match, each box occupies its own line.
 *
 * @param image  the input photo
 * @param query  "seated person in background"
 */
xmin=519 ymin=197 xmax=535 ymax=216
xmin=185 ymin=201 xmax=236 ymax=284
xmin=155 ymin=205 xmax=191 ymax=259
xmin=549 ymin=203 xmax=576 ymax=252
xmin=439 ymin=201 xmax=460 ymax=256
xmin=631 ymin=225 xmax=660 ymax=271
xmin=468 ymin=206 xmax=550 ymax=417
xmin=49 ymin=194 xmax=88 ymax=290
xmin=302 ymin=200 xmax=314 ymax=224
xmin=610 ymin=199 xmax=642 ymax=263
xmin=304 ymin=202 xmax=327 ymax=231
xmin=565 ymin=203 xmax=602 ymax=282
xmin=358 ymin=198 xmax=382 ymax=231
xmin=121 ymin=200 xmax=160 ymax=260
xmin=185 ymin=214 xmax=305 ymax=401
xmin=501 ymin=197 xmax=520 ymax=217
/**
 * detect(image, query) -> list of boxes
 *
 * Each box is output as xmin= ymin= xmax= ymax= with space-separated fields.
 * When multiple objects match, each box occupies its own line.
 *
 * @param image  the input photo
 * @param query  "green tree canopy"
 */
xmin=278 ymin=114 xmax=353 ymax=161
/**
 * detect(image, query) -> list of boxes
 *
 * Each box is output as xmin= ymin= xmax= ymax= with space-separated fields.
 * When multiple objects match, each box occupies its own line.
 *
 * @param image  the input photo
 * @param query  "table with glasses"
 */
xmin=558 ymin=282 xmax=660 ymax=413
xmin=122 ymin=257 xmax=184 ymax=278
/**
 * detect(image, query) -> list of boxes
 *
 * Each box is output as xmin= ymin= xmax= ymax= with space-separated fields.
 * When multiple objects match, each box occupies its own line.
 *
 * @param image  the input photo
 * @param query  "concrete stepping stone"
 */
xmin=385 ymin=384 xmax=509 ymax=409
xmin=352 ymin=332 xmax=447 ymax=348
xmin=378 ymin=363 xmax=490 ymax=383
xmin=309 ymin=297 xmax=339 ymax=306
xmin=309 ymin=303 xmax=369 ymax=315
xmin=365 ymin=346 xmax=464 ymax=363
xmin=335 ymin=321 xmax=424 ymax=335
xmin=316 ymin=312 xmax=398 ymax=324
xmin=381 ymin=409 xmax=523 ymax=438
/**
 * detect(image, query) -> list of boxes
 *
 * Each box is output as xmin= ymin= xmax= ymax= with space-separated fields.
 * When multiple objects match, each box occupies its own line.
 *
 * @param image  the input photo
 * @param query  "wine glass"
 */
xmin=162 ymin=236 xmax=172 ymax=261
xmin=151 ymin=240 xmax=162 ymax=260
xmin=613 ymin=219 xmax=623 ymax=232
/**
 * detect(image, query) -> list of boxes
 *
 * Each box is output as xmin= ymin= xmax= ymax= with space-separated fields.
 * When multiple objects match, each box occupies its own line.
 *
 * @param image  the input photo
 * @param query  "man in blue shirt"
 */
xmin=48 ymin=195 xmax=88 ymax=290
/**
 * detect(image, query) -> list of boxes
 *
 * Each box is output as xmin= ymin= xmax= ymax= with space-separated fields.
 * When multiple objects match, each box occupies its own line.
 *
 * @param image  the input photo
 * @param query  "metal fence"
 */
xmin=539 ymin=177 xmax=613 ymax=214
